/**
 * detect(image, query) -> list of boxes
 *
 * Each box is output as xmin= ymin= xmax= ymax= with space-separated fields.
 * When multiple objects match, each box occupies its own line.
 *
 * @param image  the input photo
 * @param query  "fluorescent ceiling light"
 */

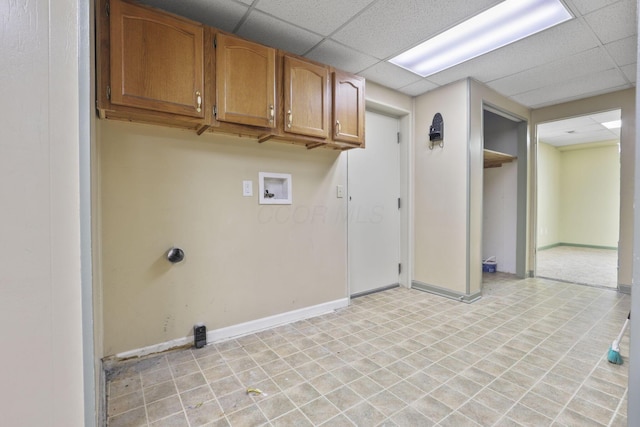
xmin=602 ymin=120 xmax=621 ymax=129
xmin=389 ymin=0 xmax=572 ymax=77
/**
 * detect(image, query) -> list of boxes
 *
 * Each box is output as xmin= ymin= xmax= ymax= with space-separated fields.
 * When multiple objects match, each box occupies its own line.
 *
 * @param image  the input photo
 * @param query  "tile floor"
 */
xmin=105 ymin=274 xmax=630 ymax=426
xmin=536 ymin=246 xmax=618 ymax=289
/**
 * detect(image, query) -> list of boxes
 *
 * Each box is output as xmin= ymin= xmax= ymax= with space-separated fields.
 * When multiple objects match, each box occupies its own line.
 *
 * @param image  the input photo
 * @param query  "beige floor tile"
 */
xmin=367 ymin=390 xmax=406 ymax=417
xmin=149 ymin=411 xmax=190 ymax=426
xmin=300 ymin=396 xmax=341 ymax=425
xmin=105 ymin=276 xmax=630 ymax=427
xmin=224 ymin=403 xmax=267 ymax=426
xmin=271 ymin=409 xmax=313 ymax=427
xmin=108 ymin=390 xmax=144 ymax=417
xmin=325 ymin=385 xmax=363 ymax=412
xmin=107 ymin=406 xmax=147 ymax=427
xmin=146 ymin=395 xmax=183 ymax=423
xmin=507 ymin=403 xmax=553 ymax=426
xmin=256 ymin=393 xmax=296 ymax=420
xmin=344 ymin=401 xmax=386 ymax=426
xmin=566 ymin=396 xmax=614 ymax=426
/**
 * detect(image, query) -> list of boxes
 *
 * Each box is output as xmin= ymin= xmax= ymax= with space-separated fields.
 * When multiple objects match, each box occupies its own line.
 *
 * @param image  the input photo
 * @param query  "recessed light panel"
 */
xmin=602 ymin=120 xmax=622 ymax=129
xmin=389 ymin=0 xmax=572 ymax=77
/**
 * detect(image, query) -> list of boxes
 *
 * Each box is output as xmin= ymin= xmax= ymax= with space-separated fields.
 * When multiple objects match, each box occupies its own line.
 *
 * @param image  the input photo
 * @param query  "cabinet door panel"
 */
xmin=284 ymin=56 xmax=329 ymax=139
xmin=333 ymin=71 xmax=365 ymax=146
xmin=110 ymin=0 xmax=204 ymax=117
xmin=216 ymin=34 xmax=276 ymax=128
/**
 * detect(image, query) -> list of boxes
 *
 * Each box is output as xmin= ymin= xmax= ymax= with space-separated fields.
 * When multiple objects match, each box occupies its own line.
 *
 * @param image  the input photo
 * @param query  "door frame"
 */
xmin=532 ymin=109 xmax=622 ymax=286
xmin=482 ymin=104 xmax=529 ymax=279
xmin=347 ymin=101 xmax=412 ymax=297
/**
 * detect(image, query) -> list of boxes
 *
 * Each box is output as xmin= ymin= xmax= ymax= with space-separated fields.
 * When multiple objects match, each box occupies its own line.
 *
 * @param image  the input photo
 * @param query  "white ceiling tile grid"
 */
xmin=140 ymin=0 xmax=249 ymax=33
xmin=137 ymin=0 xmax=637 ymax=113
xmin=236 ymin=9 xmax=323 ymax=55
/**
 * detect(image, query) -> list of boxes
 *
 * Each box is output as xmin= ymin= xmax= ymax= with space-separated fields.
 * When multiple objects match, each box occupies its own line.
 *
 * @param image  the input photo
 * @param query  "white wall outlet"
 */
xmin=243 ymin=180 xmax=253 ymax=196
xmin=336 ymin=185 xmax=344 ymax=198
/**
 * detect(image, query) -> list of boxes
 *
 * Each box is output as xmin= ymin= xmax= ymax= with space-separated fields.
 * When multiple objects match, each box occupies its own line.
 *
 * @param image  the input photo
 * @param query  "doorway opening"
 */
xmin=535 ymin=109 xmax=621 ymax=289
xmin=482 ymin=106 xmax=528 ymax=279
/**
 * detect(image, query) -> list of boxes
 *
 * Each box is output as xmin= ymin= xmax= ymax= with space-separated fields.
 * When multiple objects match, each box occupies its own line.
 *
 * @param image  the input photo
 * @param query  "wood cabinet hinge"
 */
xmin=213 ymin=105 xmax=217 ymax=117
xmin=398 ymin=197 xmax=401 ymax=209
xmin=398 ymin=263 xmax=402 ymax=275
xmin=105 ymin=0 xmax=110 ymax=17
xmin=106 ymin=85 xmax=111 ymax=100
xmin=397 ymin=132 xmax=400 ymax=143
xmin=213 ymin=35 xmax=217 ymax=48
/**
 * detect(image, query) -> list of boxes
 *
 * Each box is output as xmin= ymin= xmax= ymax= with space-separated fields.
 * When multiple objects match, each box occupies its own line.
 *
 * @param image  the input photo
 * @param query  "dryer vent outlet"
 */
xmin=194 ymin=324 xmax=207 ymax=349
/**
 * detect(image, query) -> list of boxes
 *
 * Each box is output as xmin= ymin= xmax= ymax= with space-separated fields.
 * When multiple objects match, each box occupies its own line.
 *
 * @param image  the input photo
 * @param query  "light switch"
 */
xmin=243 ymin=180 xmax=253 ymax=196
xmin=336 ymin=185 xmax=344 ymax=198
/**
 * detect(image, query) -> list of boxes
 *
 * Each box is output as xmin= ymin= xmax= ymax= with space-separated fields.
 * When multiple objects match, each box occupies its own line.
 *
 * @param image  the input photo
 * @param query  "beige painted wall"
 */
xmin=0 ymin=0 xmax=86 ymax=425
xmin=414 ymin=80 xmax=469 ymax=294
xmin=100 ymin=121 xmax=348 ymax=355
xmin=532 ymin=89 xmax=635 ymax=286
xmin=366 ymin=81 xmax=414 ymax=113
xmin=537 ymin=142 xmax=562 ymax=248
xmin=560 ymin=143 xmax=620 ymax=247
xmin=414 ymin=79 xmax=530 ymax=296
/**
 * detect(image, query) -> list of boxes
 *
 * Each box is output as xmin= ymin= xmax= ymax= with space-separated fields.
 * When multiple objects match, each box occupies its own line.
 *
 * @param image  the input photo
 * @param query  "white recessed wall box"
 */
xmin=259 ymin=172 xmax=292 ymax=205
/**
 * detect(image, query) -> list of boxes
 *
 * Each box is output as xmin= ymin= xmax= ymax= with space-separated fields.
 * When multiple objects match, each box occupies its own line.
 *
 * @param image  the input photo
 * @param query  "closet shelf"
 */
xmin=484 ymin=149 xmax=516 ymax=169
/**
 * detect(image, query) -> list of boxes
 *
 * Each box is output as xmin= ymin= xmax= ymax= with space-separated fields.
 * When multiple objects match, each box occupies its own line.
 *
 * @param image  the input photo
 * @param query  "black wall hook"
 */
xmin=429 ymin=113 xmax=444 ymax=149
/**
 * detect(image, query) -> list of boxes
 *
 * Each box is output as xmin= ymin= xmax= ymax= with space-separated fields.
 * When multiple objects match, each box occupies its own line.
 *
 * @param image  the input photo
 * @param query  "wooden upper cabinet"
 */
xmin=215 ymin=33 xmax=276 ymax=128
xmin=332 ymin=71 xmax=365 ymax=146
xmin=109 ymin=0 xmax=205 ymax=118
xmin=283 ymin=56 xmax=330 ymax=139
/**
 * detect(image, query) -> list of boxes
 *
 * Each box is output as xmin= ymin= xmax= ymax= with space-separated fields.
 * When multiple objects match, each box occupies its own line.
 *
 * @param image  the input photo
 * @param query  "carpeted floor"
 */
xmin=536 ymin=245 xmax=617 ymax=289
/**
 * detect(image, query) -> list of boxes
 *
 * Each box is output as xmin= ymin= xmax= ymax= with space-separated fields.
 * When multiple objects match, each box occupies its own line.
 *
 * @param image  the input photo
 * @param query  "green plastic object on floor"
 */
xmin=607 ymin=312 xmax=630 ymax=365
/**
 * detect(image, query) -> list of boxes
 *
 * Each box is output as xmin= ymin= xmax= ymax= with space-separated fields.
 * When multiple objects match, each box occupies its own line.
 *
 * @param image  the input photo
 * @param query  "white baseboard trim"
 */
xmin=115 ymin=298 xmax=349 ymax=359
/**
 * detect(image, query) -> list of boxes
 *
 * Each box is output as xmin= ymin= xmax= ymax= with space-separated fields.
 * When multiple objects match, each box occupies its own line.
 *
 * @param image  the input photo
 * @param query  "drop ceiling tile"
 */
xmin=236 ymin=10 xmax=323 ymax=55
xmin=427 ymin=19 xmax=599 ymax=86
xmin=569 ymin=0 xmax=621 ymax=15
xmin=538 ymin=115 xmax=596 ymax=133
xmin=138 ymin=0 xmax=248 ymax=32
xmin=584 ymin=0 xmax=637 ymax=44
xmin=254 ymin=0 xmax=375 ymax=36
xmin=331 ymin=0 xmax=501 ymax=60
xmin=604 ymin=36 xmax=637 ymax=67
xmin=513 ymin=68 xmax=629 ymax=108
xmin=487 ymin=48 xmax=615 ymax=96
xmin=396 ymin=79 xmax=440 ymax=97
xmin=305 ymin=40 xmax=379 ymax=73
xmin=543 ymin=129 xmax=619 ymax=145
xmin=358 ymin=61 xmax=423 ymax=90
xmin=589 ymin=110 xmax=622 ymax=123
xmin=621 ymin=63 xmax=637 ymax=83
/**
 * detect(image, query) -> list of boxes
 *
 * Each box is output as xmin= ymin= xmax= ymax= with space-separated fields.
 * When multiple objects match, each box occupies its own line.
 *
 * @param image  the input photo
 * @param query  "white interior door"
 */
xmin=348 ymin=111 xmax=401 ymax=296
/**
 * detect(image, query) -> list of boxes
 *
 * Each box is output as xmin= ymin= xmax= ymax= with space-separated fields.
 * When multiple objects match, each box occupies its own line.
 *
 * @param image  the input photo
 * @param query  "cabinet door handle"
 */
xmin=287 ymin=110 xmax=292 ymax=128
xmin=196 ymin=91 xmax=202 ymax=113
xmin=269 ymin=105 xmax=274 ymax=123
xmin=335 ymin=120 xmax=341 ymax=136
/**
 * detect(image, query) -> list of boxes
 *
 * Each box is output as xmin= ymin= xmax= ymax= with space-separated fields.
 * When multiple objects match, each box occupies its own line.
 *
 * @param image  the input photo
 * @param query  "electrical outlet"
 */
xmin=243 ymin=180 xmax=253 ymax=196
xmin=336 ymin=185 xmax=344 ymax=198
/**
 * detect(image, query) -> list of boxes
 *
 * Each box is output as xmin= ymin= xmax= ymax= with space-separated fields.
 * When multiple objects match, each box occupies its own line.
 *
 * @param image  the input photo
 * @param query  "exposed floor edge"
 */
xmin=536 ymin=275 xmax=619 ymax=291
xmin=113 ymin=298 xmax=350 ymax=360
xmin=351 ymin=283 xmax=400 ymax=299
xmin=411 ymin=280 xmax=482 ymax=303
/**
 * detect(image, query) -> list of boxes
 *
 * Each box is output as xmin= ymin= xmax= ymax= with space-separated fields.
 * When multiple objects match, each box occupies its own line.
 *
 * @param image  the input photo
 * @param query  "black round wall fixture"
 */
xmin=167 ymin=247 xmax=185 ymax=263
xmin=429 ymin=112 xmax=444 ymax=149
